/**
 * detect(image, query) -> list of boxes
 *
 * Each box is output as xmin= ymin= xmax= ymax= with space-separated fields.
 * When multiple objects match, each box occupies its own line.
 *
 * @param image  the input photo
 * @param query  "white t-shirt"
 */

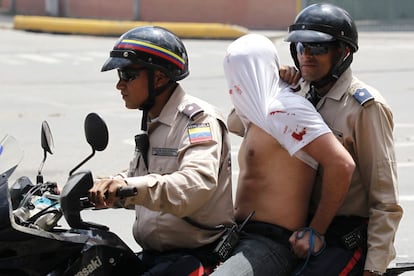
xmin=223 ymin=34 xmax=331 ymax=169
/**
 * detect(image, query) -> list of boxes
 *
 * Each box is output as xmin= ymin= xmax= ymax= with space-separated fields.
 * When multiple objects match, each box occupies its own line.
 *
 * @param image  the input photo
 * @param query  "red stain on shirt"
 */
xmin=292 ymin=128 xmax=307 ymax=141
xmin=269 ymin=110 xmax=286 ymax=115
xmin=233 ymin=84 xmax=242 ymax=94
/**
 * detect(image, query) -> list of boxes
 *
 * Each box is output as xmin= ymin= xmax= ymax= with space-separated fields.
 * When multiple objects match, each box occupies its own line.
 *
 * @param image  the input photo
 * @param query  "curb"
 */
xmin=13 ymin=15 xmax=249 ymax=39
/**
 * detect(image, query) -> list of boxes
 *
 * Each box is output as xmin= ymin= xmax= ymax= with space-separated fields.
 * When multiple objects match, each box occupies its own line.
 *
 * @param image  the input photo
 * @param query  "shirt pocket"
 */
xmin=149 ymin=147 xmax=179 ymax=174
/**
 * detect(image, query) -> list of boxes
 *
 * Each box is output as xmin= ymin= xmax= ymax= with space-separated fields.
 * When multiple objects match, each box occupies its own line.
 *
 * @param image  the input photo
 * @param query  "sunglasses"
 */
xmin=296 ymin=42 xmax=335 ymax=56
xmin=117 ymin=68 xmax=147 ymax=82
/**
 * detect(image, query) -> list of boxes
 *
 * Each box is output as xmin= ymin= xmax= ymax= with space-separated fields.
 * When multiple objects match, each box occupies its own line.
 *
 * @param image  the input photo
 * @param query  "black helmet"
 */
xmin=101 ymin=26 xmax=189 ymax=81
xmin=286 ymin=3 xmax=358 ymax=52
xmin=286 ymin=3 xmax=358 ymax=82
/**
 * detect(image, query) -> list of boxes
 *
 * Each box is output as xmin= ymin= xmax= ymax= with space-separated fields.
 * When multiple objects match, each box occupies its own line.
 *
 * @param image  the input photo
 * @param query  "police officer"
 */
xmin=89 ymin=26 xmax=234 ymax=275
xmin=282 ymin=3 xmax=403 ymax=275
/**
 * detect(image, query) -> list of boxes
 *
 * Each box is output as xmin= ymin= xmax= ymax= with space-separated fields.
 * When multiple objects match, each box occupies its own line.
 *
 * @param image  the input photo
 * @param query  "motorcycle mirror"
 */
xmin=41 ymin=121 xmax=54 ymax=155
xmin=84 ymin=112 xmax=108 ymax=152
xmin=69 ymin=113 xmax=109 ymax=176
xmin=37 ymin=121 xmax=54 ymax=183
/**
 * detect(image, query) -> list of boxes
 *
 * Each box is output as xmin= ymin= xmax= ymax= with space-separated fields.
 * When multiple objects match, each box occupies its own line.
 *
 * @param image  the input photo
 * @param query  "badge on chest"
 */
xmin=152 ymin=147 xmax=178 ymax=157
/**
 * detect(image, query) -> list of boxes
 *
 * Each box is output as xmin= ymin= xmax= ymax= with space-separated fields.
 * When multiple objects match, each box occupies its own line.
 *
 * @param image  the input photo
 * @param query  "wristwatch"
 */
xmin=369 ymin=270 xmax=383 ymax=276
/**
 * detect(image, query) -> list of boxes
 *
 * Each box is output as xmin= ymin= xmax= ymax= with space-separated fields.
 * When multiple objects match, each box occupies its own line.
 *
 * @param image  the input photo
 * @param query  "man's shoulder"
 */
xmin=179 ymin=101 xmax=205 ymax=121
xmin=351 ymin=87 xmax=375 ymax=106
xmin=348 ymin=77 xmax=387 ymax=107
xmin=179 ymin=94 xmax=226 ymax=124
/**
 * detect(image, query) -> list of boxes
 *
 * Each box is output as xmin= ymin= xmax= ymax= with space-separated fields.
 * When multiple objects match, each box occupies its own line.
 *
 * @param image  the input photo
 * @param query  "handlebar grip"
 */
xmin=116 ymin=186 xmax=137 ymax=199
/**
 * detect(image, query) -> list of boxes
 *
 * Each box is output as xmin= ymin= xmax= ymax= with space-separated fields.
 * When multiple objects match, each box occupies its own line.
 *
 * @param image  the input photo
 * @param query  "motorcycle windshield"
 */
xmin=0 ymin=135 xmax=23 ymax=178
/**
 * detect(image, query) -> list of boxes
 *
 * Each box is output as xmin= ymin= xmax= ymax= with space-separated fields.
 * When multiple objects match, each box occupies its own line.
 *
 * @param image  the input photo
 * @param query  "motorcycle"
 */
xmin=0 ymin=112 xmax=413 ymax=275
xmin=0 ymin=113 xmax=143 ymax=276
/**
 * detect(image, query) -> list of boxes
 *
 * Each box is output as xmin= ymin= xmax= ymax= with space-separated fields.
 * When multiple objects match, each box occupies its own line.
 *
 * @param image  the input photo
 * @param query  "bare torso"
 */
xmin=235 ymin=123 xmax=316 ymax=231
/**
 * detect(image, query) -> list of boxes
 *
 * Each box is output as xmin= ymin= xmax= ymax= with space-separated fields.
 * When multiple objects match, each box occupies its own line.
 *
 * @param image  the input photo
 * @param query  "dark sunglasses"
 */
xmin=117 ymin=68 xmax=147 ymax=82
xmin=296 ymin=42 xmax=335 ymax=56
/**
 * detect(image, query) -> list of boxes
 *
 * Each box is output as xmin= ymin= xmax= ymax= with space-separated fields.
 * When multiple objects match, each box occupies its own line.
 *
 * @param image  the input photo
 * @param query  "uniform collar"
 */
xmin=152 ymin=84 xmax=185 ymax=127
xmin=324 ymin=68 xmax=353 ymax=101
xmin=301 ymin=68 xmax=353 ymax=104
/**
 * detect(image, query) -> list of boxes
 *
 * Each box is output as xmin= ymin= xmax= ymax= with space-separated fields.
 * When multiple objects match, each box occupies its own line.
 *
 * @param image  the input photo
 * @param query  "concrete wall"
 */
xmin=2 ymin=0 xmax=46 ymax=14
xmin=63 ymin=0 xmax=136 ymax=20
xmin=139 ymin=0 xmax=297 ymax=29
xmin=0 ymin=0 xmax=299 ymax=30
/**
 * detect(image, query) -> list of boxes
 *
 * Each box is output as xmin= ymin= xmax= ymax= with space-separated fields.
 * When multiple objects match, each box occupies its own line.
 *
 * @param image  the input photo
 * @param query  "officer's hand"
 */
xmin=289 ymin=229 xmax=325 ymax=259
xmin=279 ymin=65 xmax=301 ymax=86
xmin=89 ymin=178 xmax=127 ymax=208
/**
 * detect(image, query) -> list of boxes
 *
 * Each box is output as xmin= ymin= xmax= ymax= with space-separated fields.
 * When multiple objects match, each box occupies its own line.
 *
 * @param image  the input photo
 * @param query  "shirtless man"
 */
xmin=211 ymin=34 xmax=355 ymax=276
xmin=236 ymin=123 xmax=320 ymax=232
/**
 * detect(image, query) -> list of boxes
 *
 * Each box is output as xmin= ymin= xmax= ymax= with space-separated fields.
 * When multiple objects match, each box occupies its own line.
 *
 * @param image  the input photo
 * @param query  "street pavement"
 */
xmin=1 ymin=12 xmax=414 ymax=273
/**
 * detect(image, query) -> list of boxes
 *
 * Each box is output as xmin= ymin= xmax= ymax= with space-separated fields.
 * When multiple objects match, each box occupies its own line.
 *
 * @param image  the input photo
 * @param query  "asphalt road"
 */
xmin=1 ymin=24 xmax=414 ymax=271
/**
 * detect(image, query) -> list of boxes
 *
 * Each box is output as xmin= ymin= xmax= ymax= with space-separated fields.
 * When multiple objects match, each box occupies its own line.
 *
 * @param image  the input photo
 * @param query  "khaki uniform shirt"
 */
xmin=303 ymin=69 xmax=403 ymax=272
xmin=122 ymin=85 xmax=234 ymax=252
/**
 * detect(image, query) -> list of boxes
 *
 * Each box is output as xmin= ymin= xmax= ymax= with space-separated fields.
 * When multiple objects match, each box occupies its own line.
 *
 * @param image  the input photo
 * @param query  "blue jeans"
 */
xmin=211 ymin=232 xmax=297 ymax=276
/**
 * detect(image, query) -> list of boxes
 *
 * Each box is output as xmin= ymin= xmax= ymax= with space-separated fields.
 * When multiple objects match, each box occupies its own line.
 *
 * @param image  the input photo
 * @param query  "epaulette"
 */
xmin=352 ymin=88 xmax=374 ymax=106
xmin=181 ymin=103 xmax=204 ymax=120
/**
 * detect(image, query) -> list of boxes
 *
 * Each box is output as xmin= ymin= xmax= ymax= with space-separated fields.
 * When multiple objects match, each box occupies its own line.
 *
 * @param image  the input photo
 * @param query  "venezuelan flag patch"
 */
xmin=188 ymin=123 xmax=212 ymax=144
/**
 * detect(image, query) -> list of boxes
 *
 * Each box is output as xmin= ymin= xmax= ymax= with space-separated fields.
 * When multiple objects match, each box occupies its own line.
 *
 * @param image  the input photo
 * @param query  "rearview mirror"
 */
xmin=84 ymin=112 xmax=109 ymax=152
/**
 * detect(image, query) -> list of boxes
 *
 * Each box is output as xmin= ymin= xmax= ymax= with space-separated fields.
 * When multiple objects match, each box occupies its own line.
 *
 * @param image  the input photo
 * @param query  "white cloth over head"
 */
xmin=223 ymin=34 xmax=331 ymax=169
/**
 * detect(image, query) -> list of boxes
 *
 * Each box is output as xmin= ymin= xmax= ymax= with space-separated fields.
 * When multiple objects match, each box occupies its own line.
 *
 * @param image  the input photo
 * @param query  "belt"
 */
xmin=326 ymin=216 xmax=368 ymax=250
xmin=240 ymin=221 xmax=293 ymax=247
xmin=327 ymin=215 xmax=368 ymax=237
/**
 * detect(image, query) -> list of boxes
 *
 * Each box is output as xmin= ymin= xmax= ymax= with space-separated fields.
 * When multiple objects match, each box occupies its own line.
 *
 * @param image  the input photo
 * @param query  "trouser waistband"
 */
xmin=240 ymin=221 xmax=293 ymax=247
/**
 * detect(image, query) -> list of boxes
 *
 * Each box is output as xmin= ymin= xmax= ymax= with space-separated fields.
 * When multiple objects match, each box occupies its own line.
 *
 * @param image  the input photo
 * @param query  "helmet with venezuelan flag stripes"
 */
xmin=101 ymin=26 xmax=189 ymax=81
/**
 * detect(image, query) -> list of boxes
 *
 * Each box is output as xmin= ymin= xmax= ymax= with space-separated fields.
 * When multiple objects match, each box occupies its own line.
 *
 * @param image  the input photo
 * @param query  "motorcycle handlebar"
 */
xmin=116 ymin=186 xmax=137 ymax=199
xmin=80 ymin=186 xmax=138 ymax=210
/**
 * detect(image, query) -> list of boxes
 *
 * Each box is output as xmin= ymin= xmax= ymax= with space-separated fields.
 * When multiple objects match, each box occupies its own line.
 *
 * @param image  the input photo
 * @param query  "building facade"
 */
xmin=0 ymin=0 xmax=299 ymax=30
xmin=1 ymin=0 xmax=413 ymax=30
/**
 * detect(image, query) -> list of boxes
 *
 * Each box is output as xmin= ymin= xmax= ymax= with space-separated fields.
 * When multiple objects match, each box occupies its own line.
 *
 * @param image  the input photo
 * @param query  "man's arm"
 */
xmin=227 ymin=108 xmax=245 ymax=137
xmin=356 ymin=103 xmax=403 ymax=273
xmin=305 ymin=133 xmax=355 ymax=233
xmin=289 ymin=132 xmax=355 ymax=257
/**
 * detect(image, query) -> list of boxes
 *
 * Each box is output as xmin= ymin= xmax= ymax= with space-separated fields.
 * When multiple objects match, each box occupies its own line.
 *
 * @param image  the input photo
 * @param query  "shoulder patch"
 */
xmin=187 ymin=123 xmax=212 ymax=144
xmin=181 ymin=103 xmax=204 ymax=120
xmin=353 ymin=88 xmax=374 ymax=106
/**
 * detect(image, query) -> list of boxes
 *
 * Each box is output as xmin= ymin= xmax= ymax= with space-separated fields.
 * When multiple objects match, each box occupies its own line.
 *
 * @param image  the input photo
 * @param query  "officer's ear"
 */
xmin=154 ymin=70 xmax=170 ymax=89
xmin=335 ymin=43 xmax=351 ymax=61
xmin=342 ymin=47 xmax=351 ymax=61
xmin=333 ymin=44 xmax=351 ymax=63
